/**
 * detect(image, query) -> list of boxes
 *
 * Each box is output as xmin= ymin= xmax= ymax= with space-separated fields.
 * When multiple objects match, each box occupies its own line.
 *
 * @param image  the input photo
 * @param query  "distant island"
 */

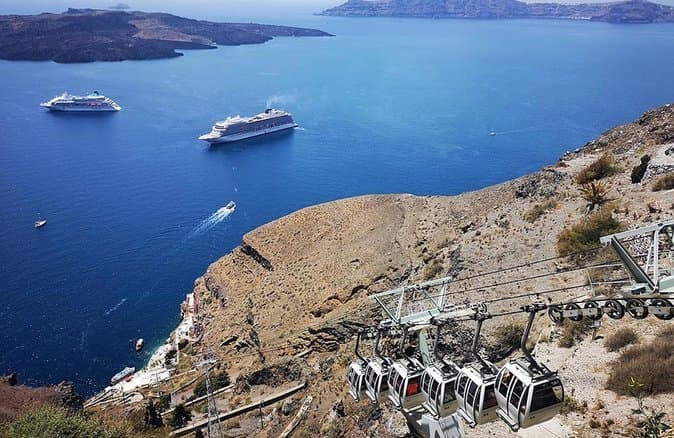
xmin=0 ymin=9 xmax=332 ymax=63
xmin=320 ymin=0 xmax=674 ymax=23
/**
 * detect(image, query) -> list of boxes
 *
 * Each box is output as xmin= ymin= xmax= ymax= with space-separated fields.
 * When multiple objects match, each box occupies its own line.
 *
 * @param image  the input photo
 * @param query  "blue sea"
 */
xmin=1 ymin=16 xmax=673 ymax=396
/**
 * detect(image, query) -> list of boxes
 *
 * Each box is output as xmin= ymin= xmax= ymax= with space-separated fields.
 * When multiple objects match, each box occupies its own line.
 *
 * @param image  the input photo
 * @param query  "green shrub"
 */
xmin=194 ymin=370 xmax=231 ymax=398
xmin=576 ymin=155 xmax=619 ymax=184
xmin=604 ymin=327 xmax=639 ymax=352
xmin=169 ymin=404 xmax=191 ymax=429
xmin=1 ymin=406 xmax=127 ymax=438
xmin=523 ymin=199 xmax=557 ymax=223
xmin=652 ymin=173 xmax=674 ymax=192
xmin=556 ymin=209 xmax=624 ymax=257
xmin=631 ymin=155 xmax=650 ymax=183
xmin=606 ymin=326 xmax=674 ymax=396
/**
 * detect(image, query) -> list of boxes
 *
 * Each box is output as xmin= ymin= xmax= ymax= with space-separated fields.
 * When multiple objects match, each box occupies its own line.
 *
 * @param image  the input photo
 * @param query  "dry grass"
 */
xmin=523 ymin=199 xmax=558 ymax=223
xmin=606 ymin=326 xmax=674 ymax=396
xmin=652 ymin=173 xmax=674 ymax=192
xmin=604 ymin=327 xmax=639 ymax=352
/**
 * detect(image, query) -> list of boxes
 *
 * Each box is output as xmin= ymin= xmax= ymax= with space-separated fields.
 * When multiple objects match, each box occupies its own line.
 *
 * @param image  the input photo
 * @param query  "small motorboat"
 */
xmin=489 ymin=129 xmax=496 ymax=136
xmin=225 ymin=201 xmax=236 ymax=211
xmin=135 ymin=338 xmax=144 ymax=352
xmin=34 ymin=218 xmax=47 ymax=228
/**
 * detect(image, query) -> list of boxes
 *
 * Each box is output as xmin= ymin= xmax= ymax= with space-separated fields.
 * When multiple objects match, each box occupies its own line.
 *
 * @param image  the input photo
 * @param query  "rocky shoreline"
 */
xmin=0 ymin=9 xmax=332 ymax=63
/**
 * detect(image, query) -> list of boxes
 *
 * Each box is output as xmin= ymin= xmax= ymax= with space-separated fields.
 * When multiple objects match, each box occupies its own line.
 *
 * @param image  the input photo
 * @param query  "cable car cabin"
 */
xmin=388 ymin=359 xmax=425 ymax=410
xmin=347 ymin=358 xmax=367 ymax=401
xmin=421 ymin=359 xmax=461 ymax=418
xmin=364 ymin=358 xmax=390 ymax=404
xmin=455 ymin=363 xmax=499 ymax=427
xmin=495 ymin=359 xmax=564 ymax=431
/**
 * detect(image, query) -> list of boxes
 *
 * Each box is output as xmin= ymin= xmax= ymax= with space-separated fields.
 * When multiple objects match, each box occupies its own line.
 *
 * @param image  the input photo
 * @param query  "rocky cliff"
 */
xmin=175 ymin=104 xmax=673 ymax=436
xmin=320 ymin=0 xmax=674 ymax=23
xmin=0 ymin=9 xmax=332 ymax=63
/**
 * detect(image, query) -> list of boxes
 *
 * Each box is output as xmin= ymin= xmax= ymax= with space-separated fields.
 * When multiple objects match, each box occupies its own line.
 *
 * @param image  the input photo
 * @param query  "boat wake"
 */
xmin=104 ymin=298 xmax=127 ymax=316
xmin=188 ymin=205 xmax=235 ymax=237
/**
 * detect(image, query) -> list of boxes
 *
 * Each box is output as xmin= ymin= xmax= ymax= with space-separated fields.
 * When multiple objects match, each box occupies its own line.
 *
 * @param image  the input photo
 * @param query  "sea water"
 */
xmin=1 ymin=16 xmax=673 ymax=395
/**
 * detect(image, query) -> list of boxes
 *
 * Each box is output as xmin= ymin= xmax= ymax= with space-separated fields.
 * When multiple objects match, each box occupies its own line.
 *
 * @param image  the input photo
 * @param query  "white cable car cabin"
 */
xmin=454 ymin=315 xmax=499 ymax=427
xmin=364 ymin=358 xmax=391 ymax=404
xmin=495 ymin=359 xmax=564 ymax=430
xmin=455 ymin=363 xmax=499 ymax=426
xmin=347 ymin=359 xmax=367 ymax=402
xmin=421 ymin=359 xmax=461 ymax=418
xmin=363 ymin=328 xmax=392 ymax=404
xmin=495 ymin=304 xmax=564 ymax=431
xmin=347 ymin=329 xmax=369 ymax=401
xmin=388 ymin=358 xmax=426 ymax=410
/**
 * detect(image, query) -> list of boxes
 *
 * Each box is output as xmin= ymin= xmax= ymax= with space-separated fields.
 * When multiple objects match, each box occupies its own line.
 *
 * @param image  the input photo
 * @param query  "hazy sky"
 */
xmin=0 ymin=0 xmax=342 ymax=22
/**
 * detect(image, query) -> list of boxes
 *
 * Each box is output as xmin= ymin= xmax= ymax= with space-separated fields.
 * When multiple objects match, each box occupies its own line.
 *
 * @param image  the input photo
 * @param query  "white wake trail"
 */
xmin=188 ymin=206 xmax=235 ymax=237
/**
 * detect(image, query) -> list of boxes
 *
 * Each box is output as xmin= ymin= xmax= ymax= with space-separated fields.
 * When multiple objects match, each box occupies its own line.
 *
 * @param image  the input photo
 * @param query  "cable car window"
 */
xmin=519 ymin=387 xmax=530 ymax=414
xmin=484 ymin=383 xmax=497 ymax=408
xmin=431 ymin=379 xmax=440 ymax=400
xmin=443 ymin=384 xmax=456 ymax=404
xmin=422 ymin=373 xmax=430 ymax=393
xmin=407 ymin=376 xmax=421 ymax=396
xmin=457 ymin=375 xmax=468 ymax=396
xmin=530 ymin=379 xmax=563 ymax=412
xmin=380 ymin=376 xmax=389 ymax=392
xmin=497 ymin=369 xmax=512 ymax=396
xmin=509 ymin=380 xmax=524 ymax=407
xmin=466 ymin=381 xmax=478 ymax=406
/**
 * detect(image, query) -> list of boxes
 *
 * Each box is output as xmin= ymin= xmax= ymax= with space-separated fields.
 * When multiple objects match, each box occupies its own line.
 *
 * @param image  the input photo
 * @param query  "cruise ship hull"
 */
xmin=40 ymin=103 xmax=120 ymax=112
xmin=199 ymin=122 xmax=298 ymax=144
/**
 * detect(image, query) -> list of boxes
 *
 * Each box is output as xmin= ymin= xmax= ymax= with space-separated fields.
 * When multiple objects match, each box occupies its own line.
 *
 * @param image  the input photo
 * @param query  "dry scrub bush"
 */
xmin=652 ymin=173 xmax=674 ymax=192
xmin=579 ymin=181 xmax=611 ymax=209
xmin=576 ymin=155 xmax=619 ymax=184
xmin=495 ymin=320 xmax=526 ymax=351
xmin=558 ymin=320 xmax=590 ymax=348
xmin=556 ymin=209 xmax=624 ymax=257
xmin=606 ymin=326 xmax=674 ymax=396
xmin=422 ymin=259 xmax=443 ymax=280
xmin=523 ymin=199 xmax=558 ymax=223
xmin=604 ymin=327 xmax=639 ymax=352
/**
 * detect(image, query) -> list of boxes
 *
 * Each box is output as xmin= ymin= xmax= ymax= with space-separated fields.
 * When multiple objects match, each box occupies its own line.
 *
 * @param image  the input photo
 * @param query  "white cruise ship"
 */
xmin=40 ymin=91 xmax=121 ymax=112
xmin=199 ymin=109 xmax=298 ymax=144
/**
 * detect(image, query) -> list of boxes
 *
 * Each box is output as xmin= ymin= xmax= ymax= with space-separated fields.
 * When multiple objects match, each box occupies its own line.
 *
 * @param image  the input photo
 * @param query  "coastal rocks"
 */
xmin=240 ymin=240 xmax=273 ymax=271
xmin=0 ymin=374 xmax=83 ymax=419
xmin=642 ymin=143 xmax=674 ymax=182
xmin=233 ymin=360 xmax=303 ymax=394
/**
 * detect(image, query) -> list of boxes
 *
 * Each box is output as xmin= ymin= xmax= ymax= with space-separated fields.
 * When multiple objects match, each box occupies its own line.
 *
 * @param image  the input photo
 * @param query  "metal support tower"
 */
xmin=196 ymin=351 xmax=224 ymax=438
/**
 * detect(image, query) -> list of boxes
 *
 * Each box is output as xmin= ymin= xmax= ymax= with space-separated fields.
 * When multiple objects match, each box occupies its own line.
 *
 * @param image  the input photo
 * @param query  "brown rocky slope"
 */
xmin=94 ymin=104 xmax=674 ymax=436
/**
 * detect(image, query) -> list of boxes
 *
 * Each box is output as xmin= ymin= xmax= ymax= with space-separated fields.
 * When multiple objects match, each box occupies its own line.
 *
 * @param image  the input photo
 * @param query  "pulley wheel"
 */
xmin=626 ymin=298 xmax=648 ymax=319
xmin=604 ymin=299 xmax=625 ymax=320
xmin=650 ymin=298 xmax=673 ymax=321
xmin=548 ymin=305 xmax=564 ymax=324
xmin=565 ymin=303 xmax=583 ymax=322
xmin=584 ymin=301 xmax=603 ymax=321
